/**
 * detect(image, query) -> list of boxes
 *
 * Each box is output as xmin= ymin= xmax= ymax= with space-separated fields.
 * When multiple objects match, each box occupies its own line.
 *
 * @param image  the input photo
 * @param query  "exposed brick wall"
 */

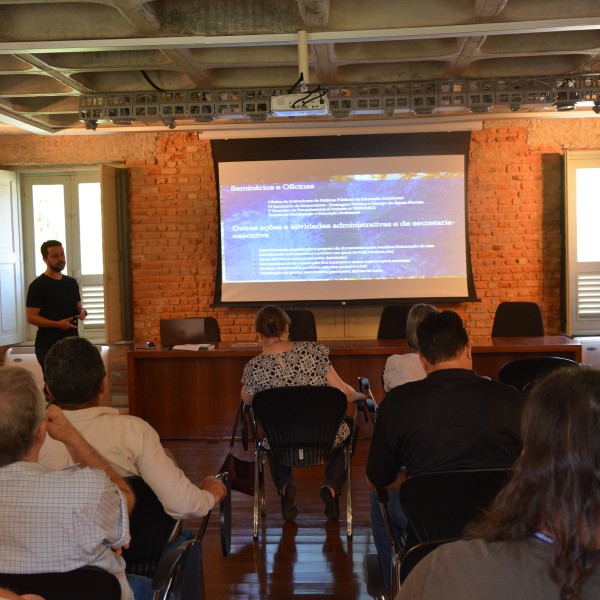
xmin=123 ymin=124 xmax=572 ymax=342
xmin=465 ymin=124 xmax=563 ymax=336
xmin=127 ymin=133 xmax=257 ymax=344
xmin=2 ymin=119 xmax=600 ymax=394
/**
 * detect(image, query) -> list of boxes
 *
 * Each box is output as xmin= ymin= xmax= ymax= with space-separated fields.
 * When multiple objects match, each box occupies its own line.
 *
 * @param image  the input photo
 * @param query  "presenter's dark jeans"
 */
xmin=35 ymin=346 xmax=50 ymax=377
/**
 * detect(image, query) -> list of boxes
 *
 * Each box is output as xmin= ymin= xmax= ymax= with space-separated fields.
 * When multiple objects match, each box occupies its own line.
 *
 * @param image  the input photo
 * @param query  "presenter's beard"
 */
xmin=50 ymin=263 xmax=65 ymax=273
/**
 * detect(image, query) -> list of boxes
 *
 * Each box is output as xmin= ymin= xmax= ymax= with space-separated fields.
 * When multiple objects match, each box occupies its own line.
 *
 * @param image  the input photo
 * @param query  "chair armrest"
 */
xmin=216 ymin=472 xmax=232 ymax=557
xmin=242 ymin=402 xmax=260 ymax=443
xmin=152 ymin=541 xmax=191 ymax=597
xmin=374 ymin=487 xmax=408 ymax=551
xmin=240 ymin=400 xmax=250 ymax=450
xmin=356 ymin=377 xmax=378 ymax=423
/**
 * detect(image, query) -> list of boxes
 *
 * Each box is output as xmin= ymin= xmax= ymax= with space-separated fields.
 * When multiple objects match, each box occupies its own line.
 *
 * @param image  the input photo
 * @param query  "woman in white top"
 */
xmin=382 ymin=303 xmax=437 ymax=391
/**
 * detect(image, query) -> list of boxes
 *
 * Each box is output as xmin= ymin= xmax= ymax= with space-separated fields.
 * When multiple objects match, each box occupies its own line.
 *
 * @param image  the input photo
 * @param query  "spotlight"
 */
xmin=163 ymin=118 xmax=176 ymax=129
xmin=84 ymin=119 xmax=98 ymax=131
xmin=593 ymin=99 xmax=600 ymax=115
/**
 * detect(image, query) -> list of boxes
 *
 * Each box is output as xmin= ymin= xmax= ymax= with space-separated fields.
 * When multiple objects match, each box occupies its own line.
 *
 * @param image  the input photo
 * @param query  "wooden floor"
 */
xmin=164 ymin=438 xmax=377 ymax=600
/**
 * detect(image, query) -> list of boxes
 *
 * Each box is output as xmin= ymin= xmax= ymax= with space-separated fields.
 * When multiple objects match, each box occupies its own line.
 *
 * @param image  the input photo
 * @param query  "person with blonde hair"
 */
xmin=241 ymin=305 xmax=364 ymax=521
xmin=398 ymin=366 xmax=600 ymax=600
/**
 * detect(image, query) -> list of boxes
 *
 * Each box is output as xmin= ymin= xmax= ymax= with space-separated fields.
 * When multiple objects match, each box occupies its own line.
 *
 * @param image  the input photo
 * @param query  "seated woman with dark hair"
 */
xmin=241 ymin=305 xmax=364 ymax=522
xmin=397 ymin=366 xmax=600 ymax=600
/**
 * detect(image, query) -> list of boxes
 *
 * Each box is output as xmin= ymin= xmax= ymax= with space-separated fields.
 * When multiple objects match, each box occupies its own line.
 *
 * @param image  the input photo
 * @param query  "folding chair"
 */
xmin=365 ymin=469 xmax=512 ymax=599
xmin=498 ymin=356 xmax=580 ymax=392
xmin=0 ymin=566 xmax=121 ymax=600
xmin=247 ymin=384 xmax=372 ymax=540
xmin=377 ymin=305 xmax=412 ymax=340
xmin=491 ymin=301 xmax=544 ymax=337
xmin=123 ymin=476 xmax=181 ymax=577
xmin=286 ymin=309 xmax=318 ymax=341
xmin=399 ymin=468 xmax=512 ymax=545
xmin=153 ymin=473 xmax=231 ymax=600
xmin=398 ymin=538 xmax=456 ymax=584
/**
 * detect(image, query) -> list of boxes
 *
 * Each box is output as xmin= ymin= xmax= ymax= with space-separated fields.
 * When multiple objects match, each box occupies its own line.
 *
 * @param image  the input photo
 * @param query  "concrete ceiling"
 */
xmin=1 ymin=0 xmax=600 ymax=135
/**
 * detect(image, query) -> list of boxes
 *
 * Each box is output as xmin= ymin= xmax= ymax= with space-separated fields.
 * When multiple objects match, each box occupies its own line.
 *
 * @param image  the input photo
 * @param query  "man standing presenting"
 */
xmin=366 ymin=310 xmax=523 ymax=593
xmin=26 ymin=240 xmax=87 ymax=372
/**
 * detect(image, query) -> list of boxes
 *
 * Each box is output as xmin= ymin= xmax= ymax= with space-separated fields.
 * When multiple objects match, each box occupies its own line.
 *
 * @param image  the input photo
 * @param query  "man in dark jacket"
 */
xmin=366 ymin=310 xmax=522 ymax=592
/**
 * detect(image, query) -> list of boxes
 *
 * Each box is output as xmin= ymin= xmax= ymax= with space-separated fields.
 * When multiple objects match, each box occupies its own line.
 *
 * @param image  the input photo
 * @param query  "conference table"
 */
xmin=127 ymin=336 xmax=581 ymax=440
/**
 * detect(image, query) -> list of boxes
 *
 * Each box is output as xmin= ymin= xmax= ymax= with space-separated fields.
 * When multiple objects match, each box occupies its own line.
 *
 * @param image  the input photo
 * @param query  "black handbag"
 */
xmin=218 ymin=401 xmax=255 ymax=496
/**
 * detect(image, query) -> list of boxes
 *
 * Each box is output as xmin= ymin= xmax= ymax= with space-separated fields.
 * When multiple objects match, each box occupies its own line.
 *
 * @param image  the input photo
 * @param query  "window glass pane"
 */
xmin=78 ymin=182 xmax=103 ymax=274
xmin=32 ymin=184 xmax=66 ymax=274
xmin=576 ymin=168 xmax=600 ymax=262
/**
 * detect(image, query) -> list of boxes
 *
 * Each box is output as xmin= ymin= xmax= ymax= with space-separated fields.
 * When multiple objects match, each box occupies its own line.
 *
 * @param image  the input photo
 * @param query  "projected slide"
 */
xmin=218 ymin=155 xmax=468 ymax=303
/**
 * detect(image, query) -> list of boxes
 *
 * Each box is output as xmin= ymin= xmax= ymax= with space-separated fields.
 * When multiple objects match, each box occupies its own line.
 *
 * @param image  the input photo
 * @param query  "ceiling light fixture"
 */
xmin=593 ymin=98 xmax=600 ymax=115
xmin=84 ymin=119 xmax=98 ymax=131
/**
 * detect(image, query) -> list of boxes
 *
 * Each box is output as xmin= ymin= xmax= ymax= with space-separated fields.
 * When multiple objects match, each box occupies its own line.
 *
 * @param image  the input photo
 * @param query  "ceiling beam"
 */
xmin=1 ymin=17 xmax=600 ymax=55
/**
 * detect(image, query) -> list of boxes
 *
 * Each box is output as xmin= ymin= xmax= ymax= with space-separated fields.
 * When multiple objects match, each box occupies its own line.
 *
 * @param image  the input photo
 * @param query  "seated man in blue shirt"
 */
xmin=366 ymin=310 xmax=523 ymax=593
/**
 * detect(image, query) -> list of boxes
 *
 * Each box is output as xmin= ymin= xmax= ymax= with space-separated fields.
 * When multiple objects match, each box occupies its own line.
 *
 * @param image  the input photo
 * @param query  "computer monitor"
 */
xmin=159 ymin=317 xmax=221 ymax=348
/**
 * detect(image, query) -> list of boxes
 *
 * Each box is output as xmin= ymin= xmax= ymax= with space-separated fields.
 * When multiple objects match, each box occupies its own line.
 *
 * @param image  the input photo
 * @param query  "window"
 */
xmin=22 ymin=171 xmax=105 ymax=342
xmin=565 ymin=150 xmax=600 ymax=335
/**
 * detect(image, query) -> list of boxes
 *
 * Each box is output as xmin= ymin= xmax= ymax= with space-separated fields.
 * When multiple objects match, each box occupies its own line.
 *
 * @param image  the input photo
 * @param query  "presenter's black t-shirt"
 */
xmin=26 ymin=273 xmax=81 ymax=349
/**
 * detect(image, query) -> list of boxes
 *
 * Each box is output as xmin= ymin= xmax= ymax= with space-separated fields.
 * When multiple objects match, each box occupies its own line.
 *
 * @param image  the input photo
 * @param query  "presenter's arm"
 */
xmin=45 ymin=404 xmax=135 ymax=513
xmin=26 ymin=307 xmax=78 ymax=330
xmin=76 ymin=300 xmax=87 ymax=321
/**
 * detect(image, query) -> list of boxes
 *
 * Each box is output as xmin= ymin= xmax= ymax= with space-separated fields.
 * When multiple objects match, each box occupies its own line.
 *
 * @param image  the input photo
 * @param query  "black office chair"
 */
xmin=377 ymin=305 xmax=412 ymax=339
xmin=286 ymin=309 xmax=317 ymax=341
xmin=398 ymin=538 xmax=456 ymax=584
xmin=400 ymin=468 xmax=512 ymax=546
xmin=122 ymin=476 xmax=181 ymax=578
xmin=0 ymin=566 xmax=121 ymax=600
xmin=364 ymin=468 xmax=512 ymax=598
xmin=491 ymin=301 xmax=545 ymax=337
xmin=498 ymin=356 xmax=580 ymax=392
xmin=247 ymin=385 xmax=370 ymax=540
xmin=153 ymin=473 xmax=231 ymax=600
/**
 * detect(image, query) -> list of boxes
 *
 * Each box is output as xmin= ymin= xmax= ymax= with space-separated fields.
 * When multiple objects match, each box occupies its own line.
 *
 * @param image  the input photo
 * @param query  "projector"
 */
xmin=271 ymin=93 xmax=330 ymax=117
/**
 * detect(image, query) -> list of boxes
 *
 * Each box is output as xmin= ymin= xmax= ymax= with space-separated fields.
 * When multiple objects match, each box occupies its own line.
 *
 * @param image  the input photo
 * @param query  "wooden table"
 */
xmin=127 ymin=336 xmax=581 ymax=439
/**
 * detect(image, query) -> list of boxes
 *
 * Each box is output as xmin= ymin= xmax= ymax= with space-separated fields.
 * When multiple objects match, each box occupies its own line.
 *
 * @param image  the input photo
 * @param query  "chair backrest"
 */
xmin=153 ymin=538 xmax=204 ymax=600
xmin=491 ymin=301 xmax=545 ymax=337
xmin=122 ymin=476 xmax=180 ymax=577
xmin=399 ymin=539 xmax=456 ymax=584
xmin=399 ymin=468 xmax=512 ymax=545
xmin=286 ymin=309 xmax=317 ymax=341
xmin=377 ymin=305 xmax=412 ymax=340
xmin=252 ymin=386 xmax=347 ymax=467
xmin=498 ymin=356 xmax=580 ymax=392
xmin=159 ymin=316 xmax=221 ymax=347
xmin=153 ymin=477 xmax=230 ymax=600
xmin=0 ymin=566 xmax=121 ymax=600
